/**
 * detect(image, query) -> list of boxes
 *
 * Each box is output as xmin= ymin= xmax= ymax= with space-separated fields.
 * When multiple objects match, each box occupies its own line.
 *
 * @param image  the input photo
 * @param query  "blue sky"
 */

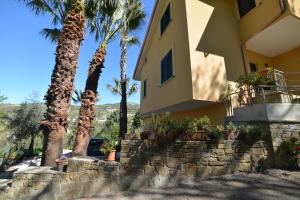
xmin=0 ymin=0 xmax=155 ymax=104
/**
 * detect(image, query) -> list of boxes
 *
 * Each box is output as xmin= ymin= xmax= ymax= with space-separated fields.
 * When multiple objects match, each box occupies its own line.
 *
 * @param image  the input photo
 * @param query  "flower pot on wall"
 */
xmin=107 ymin=150 xmax=116 ymax=161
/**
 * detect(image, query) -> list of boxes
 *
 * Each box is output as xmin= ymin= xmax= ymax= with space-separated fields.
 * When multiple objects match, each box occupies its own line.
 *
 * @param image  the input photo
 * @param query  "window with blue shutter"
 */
xmin=160 ymin=4 xmax=171 ymax=35
xmin=161 ymin=50 xmax=173 ymax=84
xmin=143 ymin=80 xmax=147 ymax=97
xmin=237 ymin=0 xmax=256 ymax=17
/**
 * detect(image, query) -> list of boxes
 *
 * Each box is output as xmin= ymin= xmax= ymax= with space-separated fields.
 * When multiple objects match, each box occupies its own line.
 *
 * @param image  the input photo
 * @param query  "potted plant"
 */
xmin=101 ymin=138 xmax=118 ymax=161
xmin=194 ymin=116 xmax=210 ymax=140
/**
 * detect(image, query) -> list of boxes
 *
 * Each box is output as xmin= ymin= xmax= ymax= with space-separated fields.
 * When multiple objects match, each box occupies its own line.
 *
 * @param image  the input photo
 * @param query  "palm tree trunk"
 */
xmin=28 ymin=134 xmax=35 ymax=156
xmin=40 ymin=2 xmax=85 ymax=167
xmin=72 ymin=44 xmax=107 ymax=156
xmin=119 ymin=43 xmax=127 ymax=139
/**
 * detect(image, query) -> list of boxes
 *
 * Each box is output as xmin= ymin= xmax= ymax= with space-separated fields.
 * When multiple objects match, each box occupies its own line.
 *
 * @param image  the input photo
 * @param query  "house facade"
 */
xmin=133 ymin=0 xmax=300 ymax=124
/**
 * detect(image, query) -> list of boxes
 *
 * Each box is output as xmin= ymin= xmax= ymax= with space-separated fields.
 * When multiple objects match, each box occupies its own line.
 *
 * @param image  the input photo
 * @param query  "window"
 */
xmin=160 ymin=4 xmax=171 ymax=35
xmin=237 ymin=0 xmax=256 ymax=17
xmin=250 ymin=63 xmax=257 ymax=72
xmin=161 ymin=50 xmax=173 ymax=84
xmin=143 ymin=80 xmax=147 ymax=97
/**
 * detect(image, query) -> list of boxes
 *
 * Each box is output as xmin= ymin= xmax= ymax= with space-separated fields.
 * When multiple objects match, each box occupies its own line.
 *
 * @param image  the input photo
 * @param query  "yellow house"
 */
xmin=133 ymin=0 xmax=300 ymax=124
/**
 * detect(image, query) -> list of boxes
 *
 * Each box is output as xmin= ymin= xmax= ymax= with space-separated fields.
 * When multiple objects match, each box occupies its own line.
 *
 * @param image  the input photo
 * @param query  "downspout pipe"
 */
xmin=242 ymin=0 xmax=287 ymax=74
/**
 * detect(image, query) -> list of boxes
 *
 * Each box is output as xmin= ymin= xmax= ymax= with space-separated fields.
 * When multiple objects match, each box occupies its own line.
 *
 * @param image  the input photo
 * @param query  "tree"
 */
xmin=130 ymin=109 xmax=142 ymax=133
xmin=0 ymin=93 xmax=7 ymax=119
xmin=8 ymin=97 xmax=44 ymax=156
xmin=22 ymin=0 xmax=86 ymax=166
xmin=72 ymin=0 xmax=123 ymax=156
xmin=106 ymin=77 xmax=138 ymax=97
xmin=118 ymin=0 xmax=145 ymax=139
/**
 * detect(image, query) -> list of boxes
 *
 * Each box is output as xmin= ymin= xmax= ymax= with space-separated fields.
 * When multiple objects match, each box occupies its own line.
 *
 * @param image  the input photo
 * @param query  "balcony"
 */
xmin=239 ymin=0 xmax=300 ymax=43
xmin=224 ymin=70 xmax=300 ymax=123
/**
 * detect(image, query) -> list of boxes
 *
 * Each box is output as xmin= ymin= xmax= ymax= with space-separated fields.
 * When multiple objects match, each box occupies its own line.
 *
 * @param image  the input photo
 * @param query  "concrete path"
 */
xmin=81 ymin=170 xmax=300 ymax=200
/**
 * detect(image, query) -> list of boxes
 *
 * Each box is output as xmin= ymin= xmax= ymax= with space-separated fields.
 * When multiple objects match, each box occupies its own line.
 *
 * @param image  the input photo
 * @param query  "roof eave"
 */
xmin=133 ymin=0 xmax=159 ymax=81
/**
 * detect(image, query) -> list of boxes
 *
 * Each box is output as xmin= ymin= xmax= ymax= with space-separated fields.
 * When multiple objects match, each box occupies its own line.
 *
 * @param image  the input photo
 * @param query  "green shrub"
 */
xmin=181 ymin=117 xmax=197 ymax=135
xmin=195 ymin=116 xmax=210 ymax=130
xmin=244 ymin=125 xmax=262 ymax=143
xmin=207 ymin=126 xmax=224 ymax=142
xmin=226 ymin=122 xmax=238 ymax=132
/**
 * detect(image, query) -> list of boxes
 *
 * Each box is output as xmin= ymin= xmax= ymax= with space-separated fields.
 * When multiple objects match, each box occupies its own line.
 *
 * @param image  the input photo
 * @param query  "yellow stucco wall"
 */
xmin=247 ymin=50 xmax=272 ymax=71
xmin=140 ymin=0 xmax=193 ymax=114
xmin=288 ymin=0 xmax=300 ymax=18
xmin=185 ymin=0 xmax=244 ymax=102
xmin=272 ymin=46 xmax=300 ymax=85
xmin=171 ymin=103 xmax=226 ymax=125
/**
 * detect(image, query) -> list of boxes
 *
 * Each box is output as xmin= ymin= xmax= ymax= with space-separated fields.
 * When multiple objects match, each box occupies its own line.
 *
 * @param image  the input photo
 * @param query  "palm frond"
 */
xmin=127 ymin=82 xmax=138 ymax=96
xmin=40 ymin=28 xmax=61 ymax=43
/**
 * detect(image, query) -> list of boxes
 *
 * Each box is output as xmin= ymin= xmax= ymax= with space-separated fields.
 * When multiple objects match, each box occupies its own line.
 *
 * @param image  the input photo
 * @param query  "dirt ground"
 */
xmin=80 ymin=170 xmax=300 ymax=200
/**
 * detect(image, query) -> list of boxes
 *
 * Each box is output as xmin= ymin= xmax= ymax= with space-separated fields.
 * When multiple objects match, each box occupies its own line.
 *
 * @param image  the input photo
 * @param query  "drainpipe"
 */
xmin=241 ymin=0 xmax=287 ymax=74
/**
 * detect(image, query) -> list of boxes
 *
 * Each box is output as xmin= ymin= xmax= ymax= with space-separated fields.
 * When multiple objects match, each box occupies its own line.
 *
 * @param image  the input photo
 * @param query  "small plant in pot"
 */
xmin=100 ymin=124 xmax=119 ymax=161
xmin=101 ymin=139 xmax=118 ymax=161
xmin=182 ymin=117 xmax=197 ymax=141
xmin=194 ymin=116 xmax=210 ymax=140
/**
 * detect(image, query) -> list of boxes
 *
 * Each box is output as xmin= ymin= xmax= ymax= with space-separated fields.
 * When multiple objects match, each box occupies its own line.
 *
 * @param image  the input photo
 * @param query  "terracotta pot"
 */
xmin=107 ymin=150 xmax=116 ymax=161
xmin=193 ymin=130 xmax=208 ymax=141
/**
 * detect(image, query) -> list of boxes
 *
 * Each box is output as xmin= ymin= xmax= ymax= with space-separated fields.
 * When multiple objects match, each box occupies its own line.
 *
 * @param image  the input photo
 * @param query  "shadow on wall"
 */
xmin=195 ymin=0 xmax=245 ymax=82
xmin=192 ymin=60 xmax=225 ymax=101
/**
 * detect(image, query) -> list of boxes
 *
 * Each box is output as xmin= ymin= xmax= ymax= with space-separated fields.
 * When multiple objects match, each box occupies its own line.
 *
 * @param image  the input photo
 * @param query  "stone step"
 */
xmin=0 ymin=179 xmax=12 ymax=191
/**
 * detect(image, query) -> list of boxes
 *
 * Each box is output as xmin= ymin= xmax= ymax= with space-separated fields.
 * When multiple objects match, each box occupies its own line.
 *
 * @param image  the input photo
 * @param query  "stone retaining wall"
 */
xmin=0 ymin=122 xmax=299 ymax=199
xmin=0 ymin=157 xmax=120 ymax=200
xmin=120 ymin=140 xmax=271 ymax=179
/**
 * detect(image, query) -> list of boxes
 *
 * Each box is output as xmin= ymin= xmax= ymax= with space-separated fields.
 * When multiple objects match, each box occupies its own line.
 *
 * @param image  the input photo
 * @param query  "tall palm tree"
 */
xmin=106 ymin=77 xmax=138 ymax=97
xmin=21 ymin=0 xmax=86 ymax=166
xmin=118 ymin=0 xmax=145 ymax=139
xmin=72 ymin=0 xmax=122 ymax=156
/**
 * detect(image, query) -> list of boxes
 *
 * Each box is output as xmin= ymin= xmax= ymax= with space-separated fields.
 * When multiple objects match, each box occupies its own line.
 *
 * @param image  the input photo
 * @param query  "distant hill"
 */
xmin=1 ymin=103 xmax=140 ymax=122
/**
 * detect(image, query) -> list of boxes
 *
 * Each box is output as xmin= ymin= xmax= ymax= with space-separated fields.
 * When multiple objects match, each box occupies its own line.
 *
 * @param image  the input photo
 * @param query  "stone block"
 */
xmin=185 ymin=163 xmax=197 ymax=177
xmin=211 ymin=166 xmax=228 ymax=176
xmin=185 ymin=153 xmax=201 ymax=159
xmin=196 ymin=166 xmax=212 ymax=177
xmin=238 ymin=163 xmax=251 ymax=172
xmin=251 ymin=148 xmax=264 ymax=155
xmin=144 ymin=165 xmax=156 ymax=176
xmin=166 ymin=157 xmax=180 ymax=169
xmin=208 ymin=161 xmax=227 ymax=166
xmin=210 ymin=149 xmax=225 ymax=156
xmin=155 ymin=166 xmax=169 ymax=176
xmin=218 ymin=156 xmax=231 ymax=162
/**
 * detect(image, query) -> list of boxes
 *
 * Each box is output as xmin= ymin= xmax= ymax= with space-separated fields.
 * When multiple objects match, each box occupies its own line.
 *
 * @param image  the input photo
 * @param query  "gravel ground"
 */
xmin=80 ymin=170 xmax=300 ymax=200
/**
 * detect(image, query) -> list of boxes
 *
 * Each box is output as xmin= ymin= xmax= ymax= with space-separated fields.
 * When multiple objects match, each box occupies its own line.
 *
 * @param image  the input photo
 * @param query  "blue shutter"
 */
xmin=160 ymin=4 xmax=171 ymax=35
xmin=143 ymin=80 xmax=147 ymax=97
xmin=166 ymin=50 xmax=173 ymax=79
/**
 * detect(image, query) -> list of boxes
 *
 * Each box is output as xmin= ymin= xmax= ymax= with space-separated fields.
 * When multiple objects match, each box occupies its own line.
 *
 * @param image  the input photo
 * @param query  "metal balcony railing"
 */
xmin=224 ymin=84 xmax=300 ymax=117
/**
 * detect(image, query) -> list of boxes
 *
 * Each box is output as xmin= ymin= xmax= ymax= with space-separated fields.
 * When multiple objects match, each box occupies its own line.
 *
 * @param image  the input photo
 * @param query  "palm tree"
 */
xmin=21 ymin=0 xmax=86 ymax=166
xmin=72 ymin=0 xmax=123 ymax=156
xmin=106 ymin=77 xmax=138 ymax=97
xmin=118 ymin=0 xmax=145 ymax=139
